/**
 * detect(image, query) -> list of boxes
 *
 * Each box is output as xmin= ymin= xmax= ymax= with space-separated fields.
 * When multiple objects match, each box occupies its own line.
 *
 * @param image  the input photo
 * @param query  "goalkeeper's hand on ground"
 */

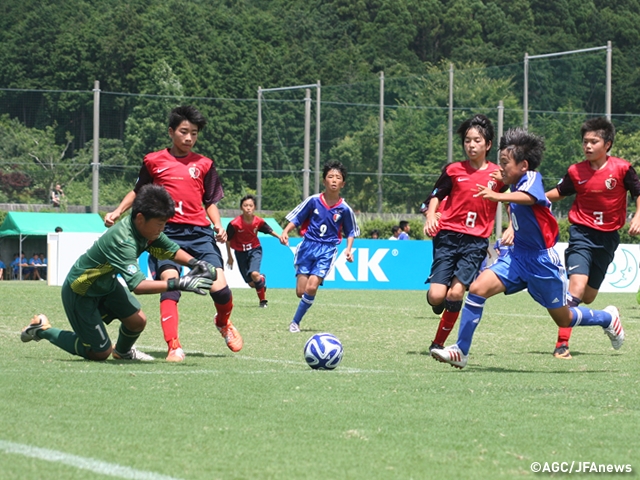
xmin=167 ymin=275 xmax=213 ymax=295
xmin=187 ymin=258 xmax=218 ymax=282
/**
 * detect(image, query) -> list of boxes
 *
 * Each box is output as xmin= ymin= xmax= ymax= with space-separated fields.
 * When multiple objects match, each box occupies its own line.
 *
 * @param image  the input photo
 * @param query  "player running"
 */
xmin=546 ymin=117 xmax=640 ymax=359
xmin=105 ymin=105 xmax=242 ymax=362
xmin=280 ymin=161 xmax=359 ymax=332
xmin=431 ymin=128 xmax=624 ymax=369
xmin=226 ymin=194 xmax=282 ymax=307
xmin=422 ymin=114 xmax=511 ymax=353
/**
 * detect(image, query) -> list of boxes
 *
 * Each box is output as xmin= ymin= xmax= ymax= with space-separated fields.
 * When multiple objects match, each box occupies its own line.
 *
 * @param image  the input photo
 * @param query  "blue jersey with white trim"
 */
xmin=510 ymin=171 xmax=559 ymax=252
xmin=286 ymin=194 xmax=359 ymax=245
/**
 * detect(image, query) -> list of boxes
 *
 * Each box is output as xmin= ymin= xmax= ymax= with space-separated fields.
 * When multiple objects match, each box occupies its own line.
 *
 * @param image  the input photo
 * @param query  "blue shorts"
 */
xmin=294 ymin=238 xmax=337 ymax=278
xmin=565 ymin=225 xmax=618 ymax=290
xmin=234 ymin=247 xmax=263 ymax=283
xmin=427 ymin=230 xmax=489 ymax=287
xmin=149 ymin=224 xmax=223 ymax=278
xmin=490 ymin=247 xmax=567 ymax=309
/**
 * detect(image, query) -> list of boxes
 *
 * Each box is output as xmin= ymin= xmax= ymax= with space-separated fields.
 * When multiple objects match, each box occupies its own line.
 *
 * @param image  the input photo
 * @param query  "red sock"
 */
xmin=160 ymin=299 xmax=180 ymax=346
xmin=256 ymin=287 xmax=266 ymax=301
xmin=215 ymin=297 xmax=234 ymax=328
xmin=433 ymin=310 xmax=460 ymax=346
xmin=556 ymin=327 xmax=572 ymax=348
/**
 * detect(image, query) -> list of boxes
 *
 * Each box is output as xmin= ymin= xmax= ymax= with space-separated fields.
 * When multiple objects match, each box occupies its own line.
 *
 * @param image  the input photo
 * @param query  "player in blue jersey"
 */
xmin=280 ymin=160 xmax=359 ymax=332
xmin=431 ymin=128 xmax=625 ymax=369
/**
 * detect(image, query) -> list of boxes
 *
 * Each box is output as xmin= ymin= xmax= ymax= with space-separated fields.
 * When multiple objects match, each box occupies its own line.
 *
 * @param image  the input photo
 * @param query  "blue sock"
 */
xmin=569 ymin=306 xmax=612 ymax=327
xmin=293 ymin=293 xmax=315 ymax=324
xmin=456 ymin=293 xmax=486 ymax=355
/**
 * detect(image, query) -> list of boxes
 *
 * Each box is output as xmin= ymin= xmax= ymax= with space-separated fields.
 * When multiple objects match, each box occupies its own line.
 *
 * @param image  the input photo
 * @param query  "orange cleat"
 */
xmin=217 ymin=322 xmax=243 ymax=352
xmin=166 ymin=347 xmax=186 ymax=362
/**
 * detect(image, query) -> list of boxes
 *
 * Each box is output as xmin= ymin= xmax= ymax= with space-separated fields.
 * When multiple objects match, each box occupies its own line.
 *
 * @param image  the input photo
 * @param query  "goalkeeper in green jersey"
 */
xmin=20 ymin=184 xmax=217 ymax=361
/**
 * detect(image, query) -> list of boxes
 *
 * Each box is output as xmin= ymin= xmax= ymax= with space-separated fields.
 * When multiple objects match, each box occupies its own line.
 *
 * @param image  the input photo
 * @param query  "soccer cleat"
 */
xmin=428 ymin=341 xmax=443 ymax=354
xmin=603 ymin=306 xmax=624 ymax=350
xmin=431 ymin=344 xmax=468 ymax=369
xmin=259 ymin=300 xmax=268 ymax=308
xmin=217 ymin=322 xmax=243 ymax=352
xmin=21 ymin=314 xmax=51 ymax=342
xmin=166 ymin=347 xmax=186 ymax=362
xmin=553 ymin=344 xmax=572 ymax=359
xmin=289 ymin=321 xmax=301 ymax=333
xmin=112 ymin=347 xmax=155 ymax=361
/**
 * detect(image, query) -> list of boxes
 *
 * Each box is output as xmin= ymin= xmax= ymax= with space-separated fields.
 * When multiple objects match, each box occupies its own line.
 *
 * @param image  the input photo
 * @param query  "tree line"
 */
xmin=1 ymin=0 xmax=640 ymax=213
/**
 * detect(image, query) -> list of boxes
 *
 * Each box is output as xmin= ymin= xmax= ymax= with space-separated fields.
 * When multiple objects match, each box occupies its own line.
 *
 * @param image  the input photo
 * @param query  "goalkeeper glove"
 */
xmin=167 ymin=274 xmax=213 ymax=295
xmin=187 ymin=258 xmax=218 ymax=282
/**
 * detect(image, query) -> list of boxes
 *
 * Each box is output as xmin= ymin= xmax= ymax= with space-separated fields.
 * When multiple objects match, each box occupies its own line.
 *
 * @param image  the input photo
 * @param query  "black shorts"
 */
xmin=234 ymin=247 xmax=263 ymax=284
xmin=427 ymin=230 xmax=489 ymax=287
xmin=149 ymin=224 xmax=223 ymax=278
xmin=565 ymin=224 xmax=619 ymax=290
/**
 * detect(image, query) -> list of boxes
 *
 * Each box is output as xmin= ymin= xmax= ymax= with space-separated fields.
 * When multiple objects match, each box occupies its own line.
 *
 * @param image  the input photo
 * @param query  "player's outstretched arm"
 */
xmin=105 ymin=190 xmax=137 ymax=227
xmin=132 ymin=274 xmax=212 ymax=295
xmin=545 ymin=187 xmax=564 ymax=203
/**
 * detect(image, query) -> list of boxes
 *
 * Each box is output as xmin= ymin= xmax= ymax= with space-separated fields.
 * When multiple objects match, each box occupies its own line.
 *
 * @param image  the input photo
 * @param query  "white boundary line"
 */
xmin=0 ymin=440 xmax=183 ymax=480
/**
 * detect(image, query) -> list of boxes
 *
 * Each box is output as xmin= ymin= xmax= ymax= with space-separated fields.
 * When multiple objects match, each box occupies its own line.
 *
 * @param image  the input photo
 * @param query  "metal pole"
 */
xmin=523 ymin=53 xmax=528 ymax=131
xmin=525 ymin=45 xmax=608 ymax=129
xmin=377 ymin=71 xmax=384 ymax=213
xmin=303 ymin=88 xmax=311 ymax=200
xmin=496 ymin=100 xmax=504 ymax=240
xmin=606 ymin=41 xmax=612 ymax=121
xmin=92 ymin=80 xmax=100 ymax=213
xmin=448 ymin=63 xmax=454 ymax=163
xmin=315 ymin=80 xmax=321 ymax=193
xmin=257 ymin=87 xmax=263 ymax=210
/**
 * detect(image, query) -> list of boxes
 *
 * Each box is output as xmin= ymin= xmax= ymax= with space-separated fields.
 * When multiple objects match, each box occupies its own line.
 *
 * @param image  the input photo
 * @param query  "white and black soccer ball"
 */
xmin=303 ymin=333 xmax=343 ymax=370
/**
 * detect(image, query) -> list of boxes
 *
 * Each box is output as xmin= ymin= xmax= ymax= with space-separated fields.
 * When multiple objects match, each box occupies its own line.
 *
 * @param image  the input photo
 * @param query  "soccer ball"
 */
xmin=303 ymin=333 xmax=343 ymax=370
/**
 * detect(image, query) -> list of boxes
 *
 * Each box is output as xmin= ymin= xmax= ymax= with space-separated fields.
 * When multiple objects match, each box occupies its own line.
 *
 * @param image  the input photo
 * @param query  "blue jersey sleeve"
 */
xmin=340 ymin=201 xmax=359 ymax=238
xmin=286 ymin=195 xmax=316 ymax=227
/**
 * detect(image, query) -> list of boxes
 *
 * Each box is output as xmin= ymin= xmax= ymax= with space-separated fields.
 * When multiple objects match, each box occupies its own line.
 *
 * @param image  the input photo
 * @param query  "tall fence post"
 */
xmin=92 ymin=80 xmax=100 ymax=213
xmin=377 ymin=71 xmax=384 ymax=213
xmin=448 ymin=63 xmax=454 ymax=163
xmin=495 ymin=100 xmax=504 ymax=240
xmin=303 ymin=88 xmax=311 ymax=200
xmin=257 ymin=87 xmax=263 ymax=210
xmin=315 ymin=80 xmax=321 ymax=194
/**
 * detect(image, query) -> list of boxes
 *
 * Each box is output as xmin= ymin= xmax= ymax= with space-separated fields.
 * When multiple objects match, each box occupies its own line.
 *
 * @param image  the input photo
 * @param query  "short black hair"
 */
xmin=391 ymin=225 xmax=400 ymax=234
xmin=169 ymin=105 xmax=207 ymax=131
xmin=457 ymin=114 xmax=495 ymax=152
xmin=399 ymin=220 xmax=409 ymax=230
xmin=54 ymin=226 xmax=63 ymax=232
xmin=239 ymin=194 xmax=257 ymax=208
xmin=499 ymin=128 xmax=545 ymax=171
xmin=131 ymin=184 xmax=176 ymax=221
xmin=323 ymin=160 xmax=347 ymax=180
xmin=581 ymin=117 xmax=615 ymax=148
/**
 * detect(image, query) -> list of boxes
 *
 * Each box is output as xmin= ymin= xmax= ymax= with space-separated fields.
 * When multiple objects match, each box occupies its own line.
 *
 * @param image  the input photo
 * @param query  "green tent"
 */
xmin=0 ymin=212 xmax=106 ymax=238
xmin=0 ymin=212 xmax=106 ymax=280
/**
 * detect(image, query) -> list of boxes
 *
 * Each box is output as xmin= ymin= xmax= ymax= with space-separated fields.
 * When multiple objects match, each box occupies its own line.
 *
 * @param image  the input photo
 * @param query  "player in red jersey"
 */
xmin=104 ymin=105 xmax=243 ymax=362
xmin=546 ymin=117 xmax=640 ymax=359
xmin=421 ymin=114 xmax=511 ymax=353
xmin=226 ymin=194 xmax=282 ymax=307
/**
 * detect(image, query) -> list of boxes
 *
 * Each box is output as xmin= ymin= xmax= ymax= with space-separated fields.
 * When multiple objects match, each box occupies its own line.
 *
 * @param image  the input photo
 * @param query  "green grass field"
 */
xmin=1 ymin=282 xmax=638 ymax=479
